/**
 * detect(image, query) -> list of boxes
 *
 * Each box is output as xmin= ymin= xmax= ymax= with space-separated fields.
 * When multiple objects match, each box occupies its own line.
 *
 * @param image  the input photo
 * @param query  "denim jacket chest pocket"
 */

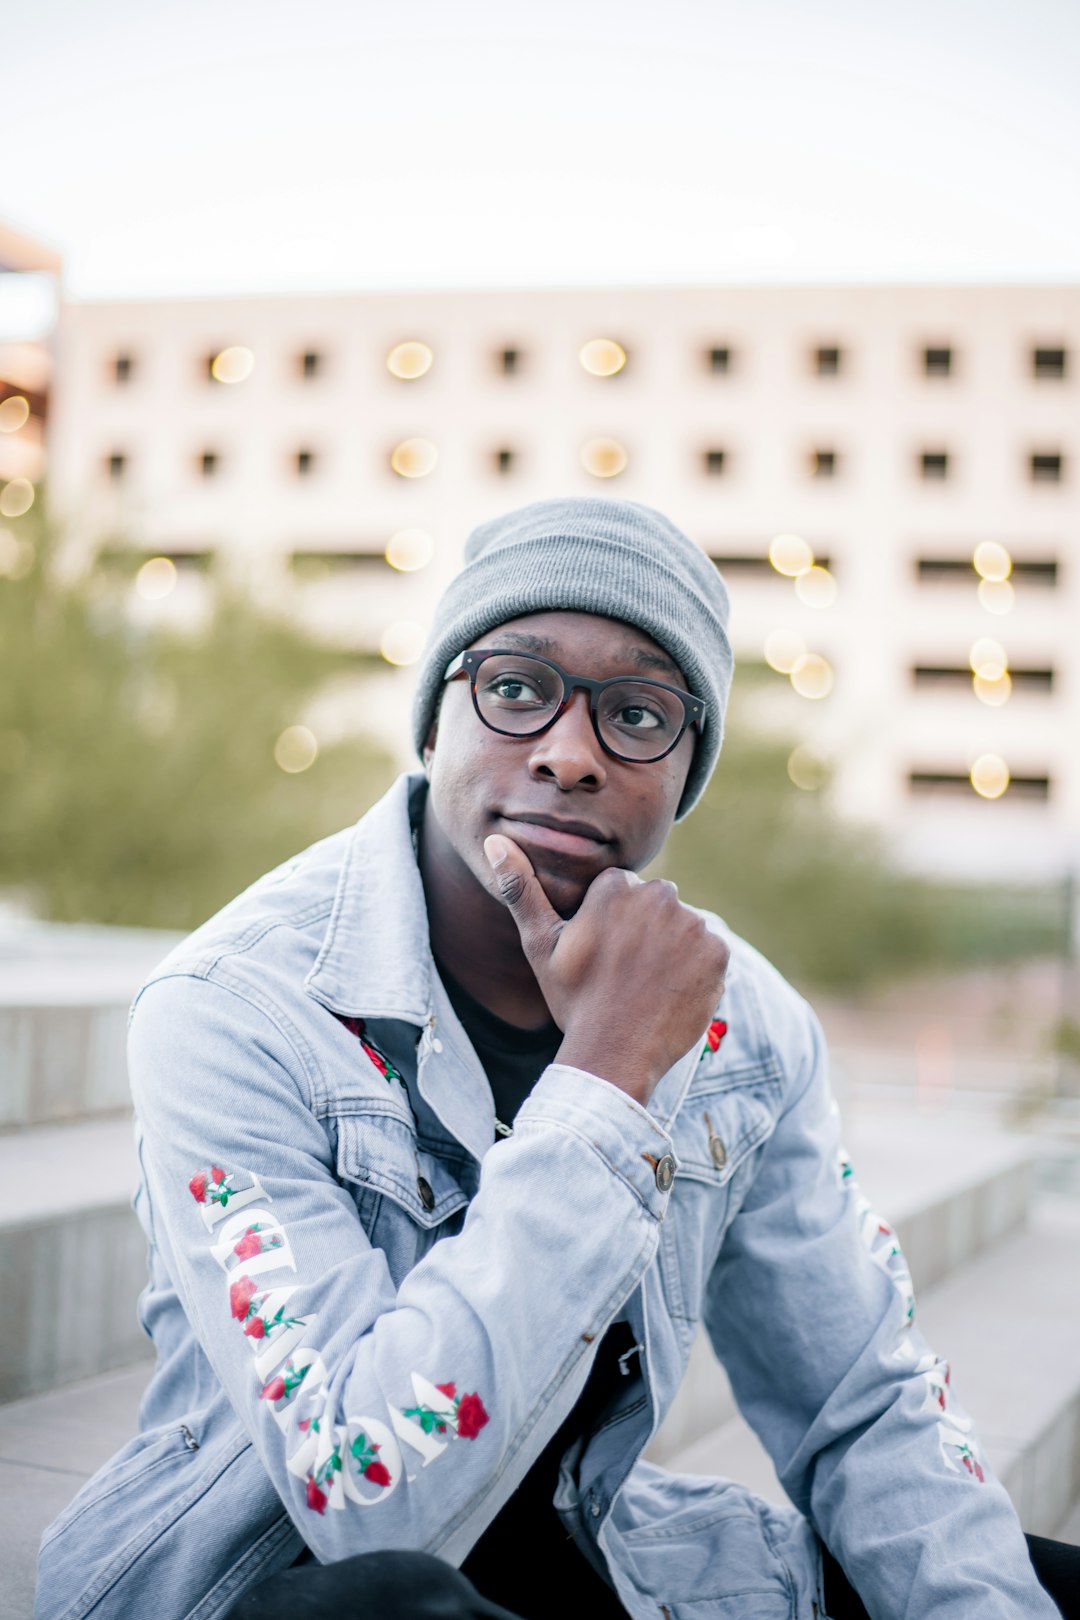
xmin=659 ymin=1062 xmax=782 ymax=1328
xmin=331 ymin=1107 xmax=474 ymax=1289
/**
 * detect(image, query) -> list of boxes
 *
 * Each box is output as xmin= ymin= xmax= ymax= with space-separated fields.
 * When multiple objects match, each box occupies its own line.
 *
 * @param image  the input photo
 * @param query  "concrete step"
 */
xmin=650 ymin=1104 xmax=1036 ymax=1462
xmin=665 ymin=1197 xmax=1080 ymax=1540
xmin=0 ymin=921 xmax=178 ymax=1128
xmin=0 ymin=1117 xmax=152 ymax=1402
xmin=0 ymin=1363 xmax=151 ymax=1620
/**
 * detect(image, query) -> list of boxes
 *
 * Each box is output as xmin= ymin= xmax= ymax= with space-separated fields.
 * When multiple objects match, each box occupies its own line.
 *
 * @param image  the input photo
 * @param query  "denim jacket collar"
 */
xmin=305 ymin=772 xmax=434 ymax=1027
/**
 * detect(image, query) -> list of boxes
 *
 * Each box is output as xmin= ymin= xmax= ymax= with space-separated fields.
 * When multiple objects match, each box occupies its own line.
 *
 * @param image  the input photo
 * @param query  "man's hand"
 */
xmin=484 ymin=834 xmax=729 ymax=1105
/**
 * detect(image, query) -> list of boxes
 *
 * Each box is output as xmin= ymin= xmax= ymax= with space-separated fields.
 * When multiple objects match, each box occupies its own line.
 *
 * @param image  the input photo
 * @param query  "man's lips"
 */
xmin=496 ymin=812 xmax=610 ymax=859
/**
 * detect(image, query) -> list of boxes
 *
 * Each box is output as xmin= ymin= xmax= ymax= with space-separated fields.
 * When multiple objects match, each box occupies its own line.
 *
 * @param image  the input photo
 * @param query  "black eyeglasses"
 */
xmin=443 ymin=648 xmax=707 ymax=764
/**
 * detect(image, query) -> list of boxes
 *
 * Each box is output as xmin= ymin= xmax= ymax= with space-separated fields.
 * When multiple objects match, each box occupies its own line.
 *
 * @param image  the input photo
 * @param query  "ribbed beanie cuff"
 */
xmin=410 ymin=497 xmax=733 ymax=819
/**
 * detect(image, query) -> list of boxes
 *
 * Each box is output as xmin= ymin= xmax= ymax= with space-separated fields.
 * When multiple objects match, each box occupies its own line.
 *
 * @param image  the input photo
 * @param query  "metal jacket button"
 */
xmin=417 ymin=1176 xmax=435 ymax=1212
xmin=655 ymin=1154 xmax=676 ymax=1193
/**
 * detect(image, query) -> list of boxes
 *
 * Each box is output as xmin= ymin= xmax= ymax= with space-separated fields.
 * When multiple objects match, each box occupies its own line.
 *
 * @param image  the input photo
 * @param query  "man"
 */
xmin=37 ymin=498 xmax=1068 ymax=1620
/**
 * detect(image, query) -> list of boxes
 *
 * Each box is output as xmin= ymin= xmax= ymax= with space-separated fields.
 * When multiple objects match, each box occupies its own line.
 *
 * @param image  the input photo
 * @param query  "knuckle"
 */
xmin=498 ymin=870 xmax=528 ymax=907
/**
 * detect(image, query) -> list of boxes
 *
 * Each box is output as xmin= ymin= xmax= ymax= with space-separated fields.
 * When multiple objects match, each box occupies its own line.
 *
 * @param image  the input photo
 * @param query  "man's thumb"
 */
xmin=483 ymin=835 xmax=561 ymax=951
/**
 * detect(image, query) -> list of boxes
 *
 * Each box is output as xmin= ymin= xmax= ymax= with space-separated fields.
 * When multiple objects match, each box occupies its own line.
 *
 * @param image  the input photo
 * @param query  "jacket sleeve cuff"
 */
xmin=513 ymin=1063 xmax=677 ymax=1222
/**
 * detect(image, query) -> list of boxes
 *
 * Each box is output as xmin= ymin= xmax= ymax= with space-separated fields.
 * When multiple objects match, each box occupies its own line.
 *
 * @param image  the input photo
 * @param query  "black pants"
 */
xmin=227 ymin=1535 xmax=1077 ymax=1619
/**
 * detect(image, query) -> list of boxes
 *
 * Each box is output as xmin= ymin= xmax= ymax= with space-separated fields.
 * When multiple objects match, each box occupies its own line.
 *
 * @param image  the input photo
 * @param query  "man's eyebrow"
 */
xmin=490 ymin=631 xmax=684 ymax=682
xmin=491 ymin=630 xmax=556 ymax=654
xmin=624 ymin=646 xmax=682 ymax=679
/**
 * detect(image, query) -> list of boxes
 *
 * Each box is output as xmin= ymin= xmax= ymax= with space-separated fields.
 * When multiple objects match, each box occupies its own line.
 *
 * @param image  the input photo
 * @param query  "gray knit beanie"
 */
xmin=410 ymin=496 xmax=733 ymax=819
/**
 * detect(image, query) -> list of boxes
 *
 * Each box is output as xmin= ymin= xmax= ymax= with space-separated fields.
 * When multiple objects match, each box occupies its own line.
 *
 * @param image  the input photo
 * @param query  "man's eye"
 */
xmin=487 ymin=676 xmax=544 ymax=703
xmin=614 ymin=704 xmax=663 ymax=729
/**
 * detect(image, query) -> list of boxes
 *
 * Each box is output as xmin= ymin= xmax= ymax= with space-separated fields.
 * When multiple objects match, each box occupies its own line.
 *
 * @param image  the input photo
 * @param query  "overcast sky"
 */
xmin=7 ymin=0 xmax=1080 ymax=300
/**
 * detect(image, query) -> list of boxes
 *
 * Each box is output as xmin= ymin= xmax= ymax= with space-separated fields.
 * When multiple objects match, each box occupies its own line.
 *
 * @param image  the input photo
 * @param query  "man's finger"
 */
xmin=483 ymin=834 xmax=563 ymax=959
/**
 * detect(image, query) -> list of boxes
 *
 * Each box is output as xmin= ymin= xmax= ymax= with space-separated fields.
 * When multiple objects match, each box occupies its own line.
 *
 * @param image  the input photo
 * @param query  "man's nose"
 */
xmin=526 ymin=690 xmax=608 ymax=790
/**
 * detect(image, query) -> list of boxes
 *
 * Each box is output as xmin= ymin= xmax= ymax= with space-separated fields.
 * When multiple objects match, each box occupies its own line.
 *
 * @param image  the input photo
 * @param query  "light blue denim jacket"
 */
xmin=37 ymin=773 xmax=1056 ymax=1620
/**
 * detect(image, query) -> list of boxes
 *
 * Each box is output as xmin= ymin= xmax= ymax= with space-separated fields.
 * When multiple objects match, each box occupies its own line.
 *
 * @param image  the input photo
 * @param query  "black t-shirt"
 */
xmin=436 ymin=961 xmax=632 ymax=1619
xmin=435 ymin=959 xmax=563 ymax=1132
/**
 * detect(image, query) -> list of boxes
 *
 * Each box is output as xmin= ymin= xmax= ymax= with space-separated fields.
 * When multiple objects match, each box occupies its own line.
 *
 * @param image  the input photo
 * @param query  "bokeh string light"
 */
xmin=789 ymin=651 xmax=834 ymax=700
xmin=763 ymin=628 xmax=806 ymax=673
xmin=387 ymin=342 xmax=434 ymax=380
xmin=794 ymin=565 xmax=837 ymax=608
xmin=384 ymin=529 xmax=434 ymax=571
xmin=389 ymin=439 xmax=438 ymax=478
xmin=135 ymin=557 xmax=178 ymax=600
xmin=210 ymin=346 xmax=255 ymax=384
xmin=579 ymin=339 xmax=627 ymax=377
xmin=380 ymin=620 xmax=427 ymax=666
xmin=768 ymin=532 xmax=814 ymax=578
xmin=970 ymin=753 xmax=1010 ymax=800
xmin=0 ymin=479 xmax=35 ymax=518
xmin=0 ymin=396 xmax=30 ymax=433
xmin=274 ymin=725 xmax=318 ymax=774
xmin=580 ymin=438 xmax=628 ymax=478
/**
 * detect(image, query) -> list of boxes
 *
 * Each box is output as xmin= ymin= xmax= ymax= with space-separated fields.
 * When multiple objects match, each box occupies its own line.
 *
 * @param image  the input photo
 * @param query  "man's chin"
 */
xmin=535 ymin=870 xmax=591 ymax=920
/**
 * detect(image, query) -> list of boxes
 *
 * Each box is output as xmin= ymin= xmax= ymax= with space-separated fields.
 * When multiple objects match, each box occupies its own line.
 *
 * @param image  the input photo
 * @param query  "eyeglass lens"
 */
xmin=473 ymin=653 xmax=686 ymax=760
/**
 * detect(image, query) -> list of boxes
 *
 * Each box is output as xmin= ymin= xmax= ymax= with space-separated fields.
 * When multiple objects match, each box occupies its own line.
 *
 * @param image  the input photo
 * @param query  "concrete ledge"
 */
xmin=0 ymin=921 xmax=178 ymax=1128
xmin=0 ymin=1003 xmax=132 ymax=1128
xmin=0 ymin=1118 xmax=151 ymax=1402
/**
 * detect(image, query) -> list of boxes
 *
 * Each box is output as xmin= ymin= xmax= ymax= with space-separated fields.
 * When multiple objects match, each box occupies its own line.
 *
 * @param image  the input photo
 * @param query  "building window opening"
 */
xmin=916 ymin=556 xmax=1058 ymax=587
xmin=923 ymin=346 xmax=952 ymax=377
xmin=814 ymin=346 xmax=842 ymax=375
xmin=300 ymin=351 xmax=322 ymax=379
xmin=811 ymin=449 xmax=837 ymax=478
xmin=113 ymin=354 xmax=134 ymax=385
xmin=1032 ymin=347 xmax=1066 ymax=379
xmin=494 ymin=448 xmax=516 ymax=475
xmin=200 ymin=451 xmax=220 ymax=478
xmin=908 ymin=770 xmax=1049 ymax=801
xmin=498 ymin=348 xmax=521 ymax=376
xmin=703 ymin=449 xmax=727 ymax=476
xmin=707 ymin=346 xmax=731 ymax=374
xmin=1030 ymin=452 xmax=1063 ymax=483
xmin=107 ymin=452 xmax=127 ymax=480
xmin=920 ymin=451 xmax=949 ymax=480
xmin=295 ymin=449 xmax=315 ymax=477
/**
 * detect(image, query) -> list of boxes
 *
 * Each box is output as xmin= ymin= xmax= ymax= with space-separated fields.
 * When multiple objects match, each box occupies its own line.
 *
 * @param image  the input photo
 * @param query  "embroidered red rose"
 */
xmin=260 ymin=1376 xmax=287 ymax=1403
xmin=188 ymin=1171 xmax=207 ymax=1203
xmin=362 ymin=1042 xmax=390 ymax=1078
xmin=436 ymin=1383 xmax=457 ymax=1398
xmin=306 ymin=1477 xmax=328 ymax=1514
xmin=364 ymin=1460 xmax=391 ymax=1487
xmin=229 ymin=1275 xmax=257 ymax=1320
xmin=210 ymin=1165 xmax=226 ymax=1185
xmin=705 ymin=1019 xmax=727 ymax=1053
xmin=456 ymin=1393 xmax=489 ymax=1440
xmin=234 ymin=1226 xmax=263 ymax=1262
xmin=244 ymin=1316 xmax=266 ymax=1339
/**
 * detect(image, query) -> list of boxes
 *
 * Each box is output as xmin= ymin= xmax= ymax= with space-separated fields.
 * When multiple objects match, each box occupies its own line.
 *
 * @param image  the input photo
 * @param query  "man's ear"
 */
xmin=422 ymin=718 xmax=438 ymax=776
